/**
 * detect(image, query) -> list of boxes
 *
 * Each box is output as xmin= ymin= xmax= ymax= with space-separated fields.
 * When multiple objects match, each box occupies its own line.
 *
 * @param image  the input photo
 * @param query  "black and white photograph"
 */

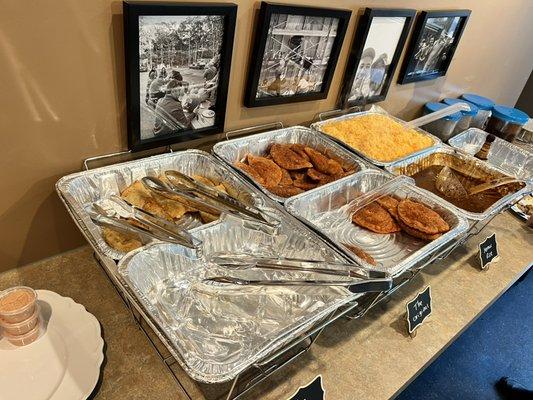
xmin=245 ymin=2 xmax=351 ymax=107
xmin=124 ymin=2 xmax=237 ymax=151
xmin=399 ymin=10 xmax=471 ymax=84
xmin=339 ymin=8 xmax=415 ymax=107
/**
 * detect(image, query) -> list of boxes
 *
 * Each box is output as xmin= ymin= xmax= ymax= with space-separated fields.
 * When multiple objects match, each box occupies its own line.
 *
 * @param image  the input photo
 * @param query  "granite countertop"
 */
xmin=0 ymin=212 xmax=531 ymax=400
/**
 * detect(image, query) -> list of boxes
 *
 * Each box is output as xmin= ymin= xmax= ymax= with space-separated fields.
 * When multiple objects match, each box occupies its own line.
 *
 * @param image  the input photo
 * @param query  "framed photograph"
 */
xmin=398 ymin=10 xmax=471 ymax=84
xmin=339 ymin=8 xmax=415 ymax=108
xmin=244 ymin=2 xmax=351 ymax=108
xmin=124 ymin=2 xmax=237 ymax=151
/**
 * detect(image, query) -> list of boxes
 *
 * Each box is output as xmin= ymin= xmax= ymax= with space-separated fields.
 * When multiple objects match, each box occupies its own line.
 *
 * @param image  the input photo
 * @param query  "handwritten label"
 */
xmin=479 ymin=233 xmax=499 ymax=270
xmin=406 ymin=286 xmax=432 ymax=334
xmin=287 ymin=375 xmax=325 ymax=400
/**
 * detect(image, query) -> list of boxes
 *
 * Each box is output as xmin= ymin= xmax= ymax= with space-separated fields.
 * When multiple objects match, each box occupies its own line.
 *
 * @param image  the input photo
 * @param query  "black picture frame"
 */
xmin=398 ymin=9 xmax=471 ymax=84
xmin=339 ymin=8 xmax=415 ymax=108
xmin=244 ymin=2 xmax=351 ymax=108
xmin=124 ymin=1 xmax=237 ymax=152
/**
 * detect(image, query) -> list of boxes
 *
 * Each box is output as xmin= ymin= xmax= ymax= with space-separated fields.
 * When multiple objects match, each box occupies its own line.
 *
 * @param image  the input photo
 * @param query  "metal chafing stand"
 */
xmin=56 ymin=111 xmax=526 ymax=400
xmin=57 ymin=123 xmax=388 ymax=400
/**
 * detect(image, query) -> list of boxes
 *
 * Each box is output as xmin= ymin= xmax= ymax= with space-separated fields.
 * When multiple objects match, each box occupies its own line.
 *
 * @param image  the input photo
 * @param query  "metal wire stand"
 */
xmin=76 ymin=118 xmax=513 ymax=400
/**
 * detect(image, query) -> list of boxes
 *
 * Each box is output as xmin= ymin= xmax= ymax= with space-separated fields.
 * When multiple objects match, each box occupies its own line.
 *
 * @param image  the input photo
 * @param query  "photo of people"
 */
xmin=407 ymin=16 xmax=460 ymax=77
xmin=256 ymin=14 xmax=340 ymax=99
xmin=138 ymin=15 xmax=223 ymax=140
xmin=399 ymin=11 xmax=470 ymax=84
xmin=347 ymin=16 xmax=408 ymax=103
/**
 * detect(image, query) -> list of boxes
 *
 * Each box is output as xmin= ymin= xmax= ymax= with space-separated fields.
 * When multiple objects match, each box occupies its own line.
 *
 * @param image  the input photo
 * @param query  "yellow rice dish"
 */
xmin=321 ymin=114 xmax=434 ymax=162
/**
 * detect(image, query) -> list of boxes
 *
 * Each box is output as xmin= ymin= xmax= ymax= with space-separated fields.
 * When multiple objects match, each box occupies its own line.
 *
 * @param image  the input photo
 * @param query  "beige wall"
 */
xmin=0 ymin=0 xmax=532 ymax=272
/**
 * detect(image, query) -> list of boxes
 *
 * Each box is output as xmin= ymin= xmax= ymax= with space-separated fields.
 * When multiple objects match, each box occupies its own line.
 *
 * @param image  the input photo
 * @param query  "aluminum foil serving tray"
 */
xmin=285 ymin=170 xmax=469 ymax=277
xmin=448 ymin=128 xmax=532 ymax=180
xmin=118 ymin=237 xmax=357 ymax=383
xmin=385 ymin=146 xmax=532 ymax=221
xmin=310 ymin=108 xmax=441 ymax=167
xmin=57 ymin=150 xmax=367 ymax=383
xmin=56 ymin=150 xmax=272 ymax=259
xmin=212 ymin=125 xmax=367 ymax=203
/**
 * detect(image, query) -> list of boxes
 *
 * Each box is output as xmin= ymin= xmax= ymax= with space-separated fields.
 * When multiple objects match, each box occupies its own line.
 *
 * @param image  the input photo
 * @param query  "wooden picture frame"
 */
xmin=398 ymin=10 xmax=471 ymax=84
xmin=124 ymin=1 xmax=237 ymax=151
xmin=244 ymin=2 xmax=351 ymax=108
xmin=339 ymin=8 xmax=415 ymax=108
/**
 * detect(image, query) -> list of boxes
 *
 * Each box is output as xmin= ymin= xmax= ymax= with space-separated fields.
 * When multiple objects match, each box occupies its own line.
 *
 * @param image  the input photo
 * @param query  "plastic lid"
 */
xmin=492 ymin=105 xmax=529 ymax=125
xmin=424 ymin=102 xmax=462 ymax=122
xmin=442 ymin=98 xmax=478 ymax=116
xmin=460 ymin=93 xmax=495 ymax=110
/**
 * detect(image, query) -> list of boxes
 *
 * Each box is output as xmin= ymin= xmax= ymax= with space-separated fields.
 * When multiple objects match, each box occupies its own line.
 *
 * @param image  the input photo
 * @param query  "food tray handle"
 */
xmin=224 ymin=122 xmax=284 ymax=141
xmin=316 ymin=106 xmax=362 ymax=121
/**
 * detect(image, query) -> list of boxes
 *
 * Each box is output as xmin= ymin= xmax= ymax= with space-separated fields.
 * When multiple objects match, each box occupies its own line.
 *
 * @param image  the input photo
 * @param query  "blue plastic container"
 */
xmin=442 ymin=98 xmax=479 ymax=133
xmin=460 ymin=93 xmax=495 ymax=129
xmin=486 ymin=105 xmax=530 ymax=142
xmin=422 ymin=102 xmax=462 ymax=141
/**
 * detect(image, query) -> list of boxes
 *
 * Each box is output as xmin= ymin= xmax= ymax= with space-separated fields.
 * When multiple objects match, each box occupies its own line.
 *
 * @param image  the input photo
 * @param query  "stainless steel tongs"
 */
xmin=141 ymin=172 xmax=277 ymax=228
xmin=90 ymin=196 xmax=201 ymax=249
xmin=204 ymin=253 xmax=392 ymax=293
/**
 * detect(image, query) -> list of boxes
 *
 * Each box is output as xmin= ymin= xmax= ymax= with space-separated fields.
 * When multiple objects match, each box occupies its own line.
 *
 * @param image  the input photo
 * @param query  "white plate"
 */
xmin=0 ymin=290 xmax=104 ymax=400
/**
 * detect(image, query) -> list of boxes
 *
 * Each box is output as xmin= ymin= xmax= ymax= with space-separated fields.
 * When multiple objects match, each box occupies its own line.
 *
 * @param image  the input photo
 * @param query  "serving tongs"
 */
xmin=204 ymin=253 xmax=392 ymax=292
xmin=90 ymin=196 xmax=201 ymax=249
xmin=142 ymin=172 xmax=277 ymax=228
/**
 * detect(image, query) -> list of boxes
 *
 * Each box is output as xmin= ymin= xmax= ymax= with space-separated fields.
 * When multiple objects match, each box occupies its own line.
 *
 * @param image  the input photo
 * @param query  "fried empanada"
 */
xmin=307 ymin=168 xmax=329 ymax=181
xmin=279 ymin=168 xmax=293 ymax=186
xmin=397 ymin=220 xmax=442 ymax=241
xmin=121 ymin=181 xmax=173 ymax=221
xmin=247 ymin=155 xmax=282 ymax=188
xmin=235 ymin=162 xmax=266 ymax=186
xmin=270 ymin=143 xmax=313 ymax=170
xmin=376 ymin=195 xmax=399 ymax=220
xmin=293 ymin=175 xmax=318 ymax=190
xmin=268 ymin=185 xmax=305 ymax=197
xmin=102 ymin=227 xmax=142 ymax=253
xmin=352 ymin=202 xmax=401 ymax=234
xmin=304 ymin=147 xmax=344 ymax=175
xmin=290 ymin=144 xmax=311 ymax=161
xmin=397 ymin=199 xmax=449 ymax=235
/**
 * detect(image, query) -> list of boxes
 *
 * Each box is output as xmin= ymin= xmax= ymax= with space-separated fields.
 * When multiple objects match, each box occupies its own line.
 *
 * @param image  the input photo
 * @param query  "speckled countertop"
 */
xmin=0 ymin=212 xmax=531 ymax=400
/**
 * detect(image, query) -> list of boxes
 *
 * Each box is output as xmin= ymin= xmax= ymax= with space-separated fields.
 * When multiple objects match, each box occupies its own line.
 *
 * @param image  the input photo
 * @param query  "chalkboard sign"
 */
xmin=287 ymin=375 xmax=325 ymax=400
xmin=479 ymin=233 xmax=499 ymax=270
xmin=406 ymin=286 xmax=432 ymax=334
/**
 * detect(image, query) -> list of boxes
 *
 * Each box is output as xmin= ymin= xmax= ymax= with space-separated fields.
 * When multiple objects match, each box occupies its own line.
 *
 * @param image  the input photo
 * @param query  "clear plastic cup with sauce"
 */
xmin=0 ymin=286 xmax=37 ymax=324
xmin=4 ymin=321 xmax=41 ymax=346
xmin=0 ymin=304 xmax=40 ymax=336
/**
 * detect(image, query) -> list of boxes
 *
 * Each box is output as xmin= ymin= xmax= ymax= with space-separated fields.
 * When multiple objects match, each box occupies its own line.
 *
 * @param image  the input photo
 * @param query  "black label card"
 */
xmin=479 ymin=233 xmax=499 ymax=270
xmin=406 ymin=286 xmax=432 ymax=334
xmin=287 ymin=375 xmax=325 ymax=400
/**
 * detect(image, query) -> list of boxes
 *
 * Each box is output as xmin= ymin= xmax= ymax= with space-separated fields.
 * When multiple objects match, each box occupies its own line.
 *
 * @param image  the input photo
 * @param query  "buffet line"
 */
xmin=56 ymin=106 xmax=532 ymax=399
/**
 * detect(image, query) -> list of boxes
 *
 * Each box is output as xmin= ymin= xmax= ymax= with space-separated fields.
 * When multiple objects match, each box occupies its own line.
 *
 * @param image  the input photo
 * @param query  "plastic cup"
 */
xmin=0 ymin=286 xmax=37 ymax=323
xmin=0 ymin=304 xmax=40 ymax=336
xmin=4 ymin=321 xmax=41 ymax=347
